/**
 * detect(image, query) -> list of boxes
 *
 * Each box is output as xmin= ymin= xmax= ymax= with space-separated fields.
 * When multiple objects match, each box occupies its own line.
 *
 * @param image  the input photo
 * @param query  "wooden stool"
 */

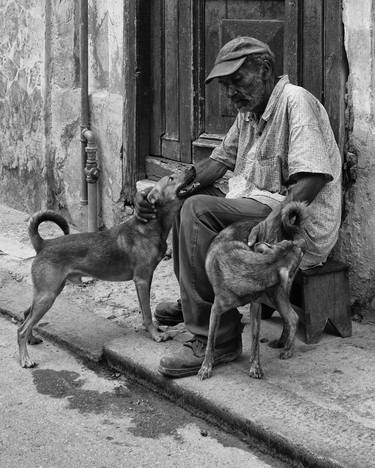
xmin=261 ymin=259 xmax=352 ymax=344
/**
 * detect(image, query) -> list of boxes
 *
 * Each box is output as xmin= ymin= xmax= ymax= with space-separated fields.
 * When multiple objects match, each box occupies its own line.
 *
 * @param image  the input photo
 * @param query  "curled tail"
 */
xmin=281 ymin=201 xmax=308 ymax=239
xmin=28 ymin=210 xmax=69 ymax=254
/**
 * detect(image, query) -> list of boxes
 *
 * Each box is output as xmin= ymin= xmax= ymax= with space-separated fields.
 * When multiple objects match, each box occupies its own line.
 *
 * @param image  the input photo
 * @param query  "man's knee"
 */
xmin=180 ymin=195 xmax=216 ymax=222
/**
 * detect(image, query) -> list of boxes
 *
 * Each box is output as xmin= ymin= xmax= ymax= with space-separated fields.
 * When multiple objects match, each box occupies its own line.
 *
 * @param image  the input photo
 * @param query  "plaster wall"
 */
xmin=337 ymin=0 xmax=375 ymax=314
xmin=0 ymin=0 xmax=124 ymax=229
xmin=47 ymin=0 xmax=124 ymax=229
xmin=0 ymin=0 xmax=46 ymax=213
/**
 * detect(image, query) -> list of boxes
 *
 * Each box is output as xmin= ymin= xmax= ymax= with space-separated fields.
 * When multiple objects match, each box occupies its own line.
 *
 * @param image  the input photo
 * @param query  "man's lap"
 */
xmin=181 ymin=192 xmax=272 ymax=231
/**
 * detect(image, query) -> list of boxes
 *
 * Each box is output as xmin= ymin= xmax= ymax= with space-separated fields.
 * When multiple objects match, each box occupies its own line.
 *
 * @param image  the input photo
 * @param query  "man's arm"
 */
xmin=178 ymin=158 xmax=227 ymax=197
xmin=247 ymin=173 xmax=328 ymax=246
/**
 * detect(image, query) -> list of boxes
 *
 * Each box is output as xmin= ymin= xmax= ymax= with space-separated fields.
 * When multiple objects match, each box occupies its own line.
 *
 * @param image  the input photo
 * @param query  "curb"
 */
xmin=104 ymin=346 xmax=344 ymax=468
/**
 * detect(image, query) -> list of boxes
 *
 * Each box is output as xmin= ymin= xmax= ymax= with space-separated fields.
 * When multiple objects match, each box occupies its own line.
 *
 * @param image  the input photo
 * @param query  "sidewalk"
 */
xmin=1 ymin=203 xmax=374 ymax=468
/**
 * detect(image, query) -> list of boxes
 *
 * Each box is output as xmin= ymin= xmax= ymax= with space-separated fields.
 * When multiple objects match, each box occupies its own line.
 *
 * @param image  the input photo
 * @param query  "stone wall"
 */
xmin=336 ymin=0 xmax=375 ymax=316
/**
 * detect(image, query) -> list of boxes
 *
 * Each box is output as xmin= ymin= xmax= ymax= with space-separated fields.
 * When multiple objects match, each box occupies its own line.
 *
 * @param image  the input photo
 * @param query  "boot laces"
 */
xmin=184 ymin=337 xmax=206 ymax=357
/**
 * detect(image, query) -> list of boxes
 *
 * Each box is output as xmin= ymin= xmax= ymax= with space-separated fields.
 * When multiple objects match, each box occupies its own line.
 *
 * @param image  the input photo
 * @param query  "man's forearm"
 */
xmin=283 ymin=174 xmax=328 ymax=205
xmin=194 ymin=158 xmax=228 ymax=188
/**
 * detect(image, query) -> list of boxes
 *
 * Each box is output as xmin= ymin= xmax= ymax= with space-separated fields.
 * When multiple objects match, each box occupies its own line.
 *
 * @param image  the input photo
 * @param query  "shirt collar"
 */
xmin=261 ymin=74 xmax=290 ymax=122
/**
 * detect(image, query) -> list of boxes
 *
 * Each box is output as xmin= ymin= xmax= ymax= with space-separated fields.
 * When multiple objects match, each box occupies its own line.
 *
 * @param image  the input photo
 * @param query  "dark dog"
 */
xmin=198 ymin=201 xmax=307 ymax=380
xmin=18 ymin=167 xmax=195 ymax=368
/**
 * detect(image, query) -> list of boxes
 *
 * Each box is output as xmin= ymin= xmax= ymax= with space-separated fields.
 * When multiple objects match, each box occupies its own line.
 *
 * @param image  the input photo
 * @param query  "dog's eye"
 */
xmin=168 ymin=176 xmax=174 ymax=182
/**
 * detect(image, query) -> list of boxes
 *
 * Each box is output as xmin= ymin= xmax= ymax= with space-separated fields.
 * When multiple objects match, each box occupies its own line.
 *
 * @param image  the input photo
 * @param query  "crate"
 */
xmin=261 ymin=259 xmax=352 ymax=344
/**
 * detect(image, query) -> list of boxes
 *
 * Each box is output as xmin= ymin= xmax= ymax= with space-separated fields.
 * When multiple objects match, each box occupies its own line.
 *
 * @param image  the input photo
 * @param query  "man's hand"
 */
xmin=247 ymin=208 xmax=281 ymax=248
xmin=134 ymin=187 xmax=157 ymax=223
xmin=178 ymin=181 xmax=201 ymax=199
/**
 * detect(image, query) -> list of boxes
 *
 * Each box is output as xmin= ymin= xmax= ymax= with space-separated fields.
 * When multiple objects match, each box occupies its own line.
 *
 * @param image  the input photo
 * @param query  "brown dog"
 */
xmin=198 ymin=201 xmax=307 ymax=380
xmin=18 ymin=167 xmax=195 ymax=368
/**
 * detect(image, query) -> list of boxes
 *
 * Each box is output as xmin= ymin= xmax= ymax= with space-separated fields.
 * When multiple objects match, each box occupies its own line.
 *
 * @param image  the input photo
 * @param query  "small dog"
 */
xmin=18 ymin=167 xmax=196 ymax=368
xmin=198 ymin=201 xmax=307 ymax=380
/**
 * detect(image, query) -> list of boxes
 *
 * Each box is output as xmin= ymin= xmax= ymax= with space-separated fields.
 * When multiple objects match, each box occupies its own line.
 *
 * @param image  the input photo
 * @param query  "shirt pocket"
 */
xmin=257 ymin=136 xmax=276 ymax=161
xmin=251 ymin=158 xmax=282 ymax=193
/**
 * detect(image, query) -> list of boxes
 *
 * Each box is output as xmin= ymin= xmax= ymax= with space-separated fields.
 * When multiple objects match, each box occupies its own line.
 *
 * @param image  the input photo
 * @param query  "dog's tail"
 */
xmin=28 ymin=210 xmax=69 ymax=254
xmin=281 ymin=201 xmax=308 ymax=239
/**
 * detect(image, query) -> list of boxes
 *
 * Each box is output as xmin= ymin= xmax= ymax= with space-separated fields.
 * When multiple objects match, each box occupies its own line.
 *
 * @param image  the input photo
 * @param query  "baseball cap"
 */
xmin=205 ymin=36 xmax=273 ymax=83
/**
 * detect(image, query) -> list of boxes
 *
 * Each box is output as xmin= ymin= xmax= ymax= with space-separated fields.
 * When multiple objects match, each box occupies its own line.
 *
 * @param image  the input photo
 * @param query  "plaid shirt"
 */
xmin=210 ymin=75 xmax=342 ymax=268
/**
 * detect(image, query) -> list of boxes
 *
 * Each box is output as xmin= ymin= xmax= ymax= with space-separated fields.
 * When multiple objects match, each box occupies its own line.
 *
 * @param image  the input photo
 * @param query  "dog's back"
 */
xmin=206 ymin=201 xmax=307 ymax=296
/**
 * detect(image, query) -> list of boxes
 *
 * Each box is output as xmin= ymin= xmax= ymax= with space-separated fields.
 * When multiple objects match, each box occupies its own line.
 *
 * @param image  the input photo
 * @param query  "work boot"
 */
xmin=158 ymin=334 xmax=242 ymax=378
xmin=154 ymin=299 xmax=184 ymax=326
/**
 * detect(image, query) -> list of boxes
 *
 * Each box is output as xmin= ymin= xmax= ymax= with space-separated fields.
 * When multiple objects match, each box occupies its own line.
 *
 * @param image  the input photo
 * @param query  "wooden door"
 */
xmin=144 ymin=0 xmax=345 ymax=173
xmin=149 ymin=0 xmax=193 ymax=164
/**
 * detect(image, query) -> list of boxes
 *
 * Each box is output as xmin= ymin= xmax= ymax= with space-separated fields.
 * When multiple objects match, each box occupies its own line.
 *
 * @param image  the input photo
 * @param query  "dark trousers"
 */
xmin=172 ymin=187 xmax=271 ymax=344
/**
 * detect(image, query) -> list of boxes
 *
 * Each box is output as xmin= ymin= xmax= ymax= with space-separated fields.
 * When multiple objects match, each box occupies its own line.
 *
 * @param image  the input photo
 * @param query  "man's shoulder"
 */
xmin=282 ymin=82 xmax=316 ymax=102
xmin=281 ymin=82 xmax=323 ymax=116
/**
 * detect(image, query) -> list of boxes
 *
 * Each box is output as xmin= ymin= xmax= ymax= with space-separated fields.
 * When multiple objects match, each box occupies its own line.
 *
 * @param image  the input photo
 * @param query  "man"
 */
xmin=135 ymin=37 xmax=342 ymax=378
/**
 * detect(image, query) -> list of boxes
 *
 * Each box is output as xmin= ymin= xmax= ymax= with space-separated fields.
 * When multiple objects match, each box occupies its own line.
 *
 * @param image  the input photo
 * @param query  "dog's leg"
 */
xmin=273 ymin=289 xmax=298 ymax=360
xmin=23 ymin=307 xmax=43 ymax=345
xmin=198 ymin=299 xmax=222 ymax=380
xmin=249 ymin=302 xmax=264 ymax=379
xmin=268 ymin=267 xmax=297 ymax=350
xmin=18 ymin=292 xmax=57 ymax=368
xmin=134 ymin=275 xmax=170 ymax=342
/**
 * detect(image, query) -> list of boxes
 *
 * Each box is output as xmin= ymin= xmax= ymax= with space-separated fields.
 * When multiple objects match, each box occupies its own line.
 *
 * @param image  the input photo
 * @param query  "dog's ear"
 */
xmin=147 ymin=187 xmax=160 ymax=205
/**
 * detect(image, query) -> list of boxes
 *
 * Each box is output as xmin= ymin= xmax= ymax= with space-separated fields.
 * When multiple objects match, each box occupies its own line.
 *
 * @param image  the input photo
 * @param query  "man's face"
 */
xmin=219 ymin=61 xmax=267 ymax=114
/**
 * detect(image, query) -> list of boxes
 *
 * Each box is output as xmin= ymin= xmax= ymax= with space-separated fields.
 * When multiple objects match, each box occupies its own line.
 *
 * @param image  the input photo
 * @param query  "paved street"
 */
xmin=0 ymin=315 xmax=286 ymax=468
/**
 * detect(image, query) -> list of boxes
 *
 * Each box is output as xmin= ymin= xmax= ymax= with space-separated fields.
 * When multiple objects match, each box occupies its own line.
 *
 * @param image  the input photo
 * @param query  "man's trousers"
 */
xmin=172 ymin=187 xmax=271 ymax=345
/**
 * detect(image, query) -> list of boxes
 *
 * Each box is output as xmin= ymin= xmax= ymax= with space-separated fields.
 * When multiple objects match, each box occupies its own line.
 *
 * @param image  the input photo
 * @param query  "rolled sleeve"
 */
xmin=288 ymin=125 xmax=334 ymax=181
xmin=210 ymin=115 xmax=240 ymax=171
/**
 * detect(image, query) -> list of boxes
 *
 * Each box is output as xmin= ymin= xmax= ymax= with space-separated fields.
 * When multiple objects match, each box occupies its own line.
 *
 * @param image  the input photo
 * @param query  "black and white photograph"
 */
xmin=0 ymin=1 xmax=373 ymax=467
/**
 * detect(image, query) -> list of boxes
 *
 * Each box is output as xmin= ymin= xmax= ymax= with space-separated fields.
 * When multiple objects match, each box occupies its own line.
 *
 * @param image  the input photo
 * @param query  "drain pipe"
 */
xmin=82 ymin=128 xmax=99 ymax=232
xmin=80 ymin=0 xmax=88 ymax=208
xmin=80 ymin=0 xmax=99 ymax=231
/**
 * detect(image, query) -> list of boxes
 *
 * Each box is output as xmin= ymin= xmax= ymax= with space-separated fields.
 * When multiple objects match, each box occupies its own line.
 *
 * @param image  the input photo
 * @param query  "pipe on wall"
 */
xmin=80 ymin=0 xmax=89 ymax=207
xmin=80 ymin=0 xmax=99 ymax=232
xmin=82 ymin=128 xmax=99 ymax=232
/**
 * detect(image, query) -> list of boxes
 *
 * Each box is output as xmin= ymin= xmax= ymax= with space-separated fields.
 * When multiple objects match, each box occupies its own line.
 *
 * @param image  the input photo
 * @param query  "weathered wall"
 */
xmin=337 ymin=0 xmax=375 ymax=316
xmin=0 ymin=0 xmax=124 ymax=229
xmin=88 ymin=0 xmax=124 ymax=227
xmin=0 ymin=0 xmax=46 ymax=212
xmin=47 ymin=0 xmax=124 ymax=229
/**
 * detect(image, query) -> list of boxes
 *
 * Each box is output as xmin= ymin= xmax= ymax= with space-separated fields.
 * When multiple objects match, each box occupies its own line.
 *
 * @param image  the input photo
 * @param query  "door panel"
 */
xmin=149 ymin=0 xmax=193 ymax=163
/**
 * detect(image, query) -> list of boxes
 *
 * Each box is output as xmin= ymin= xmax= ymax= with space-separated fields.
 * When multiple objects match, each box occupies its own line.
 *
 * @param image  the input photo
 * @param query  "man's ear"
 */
xmin=147 ymin=188 xmax=160 ymax=205
xmin=261 ymin=60 xmax=273 ymax=81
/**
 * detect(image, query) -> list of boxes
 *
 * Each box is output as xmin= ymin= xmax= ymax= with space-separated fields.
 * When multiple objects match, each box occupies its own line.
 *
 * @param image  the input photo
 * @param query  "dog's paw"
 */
xmin=268 ymin=339 xmax=284 ymax=349
xmin=198 ymin=364 xmax=212 ymax=380
xmin=21 ymin=357 xmax=37 ymax=368
xmin=279 ymin=348 xmax=294 ymax=360
xmin=249 ymin=363 xmax=264 ymax=379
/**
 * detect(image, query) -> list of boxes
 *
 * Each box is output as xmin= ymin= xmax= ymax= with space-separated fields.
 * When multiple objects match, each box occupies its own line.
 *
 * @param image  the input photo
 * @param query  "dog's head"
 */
xmin=147 ymin=166 xmax=196 ymax=206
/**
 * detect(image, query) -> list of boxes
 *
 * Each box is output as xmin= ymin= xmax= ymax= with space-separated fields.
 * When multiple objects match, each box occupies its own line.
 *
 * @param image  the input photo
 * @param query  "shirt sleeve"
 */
xmin=287 ymin=89 xmax=334 ymax=181
xmin=209 ymin=115 xmax=240 ymax=171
